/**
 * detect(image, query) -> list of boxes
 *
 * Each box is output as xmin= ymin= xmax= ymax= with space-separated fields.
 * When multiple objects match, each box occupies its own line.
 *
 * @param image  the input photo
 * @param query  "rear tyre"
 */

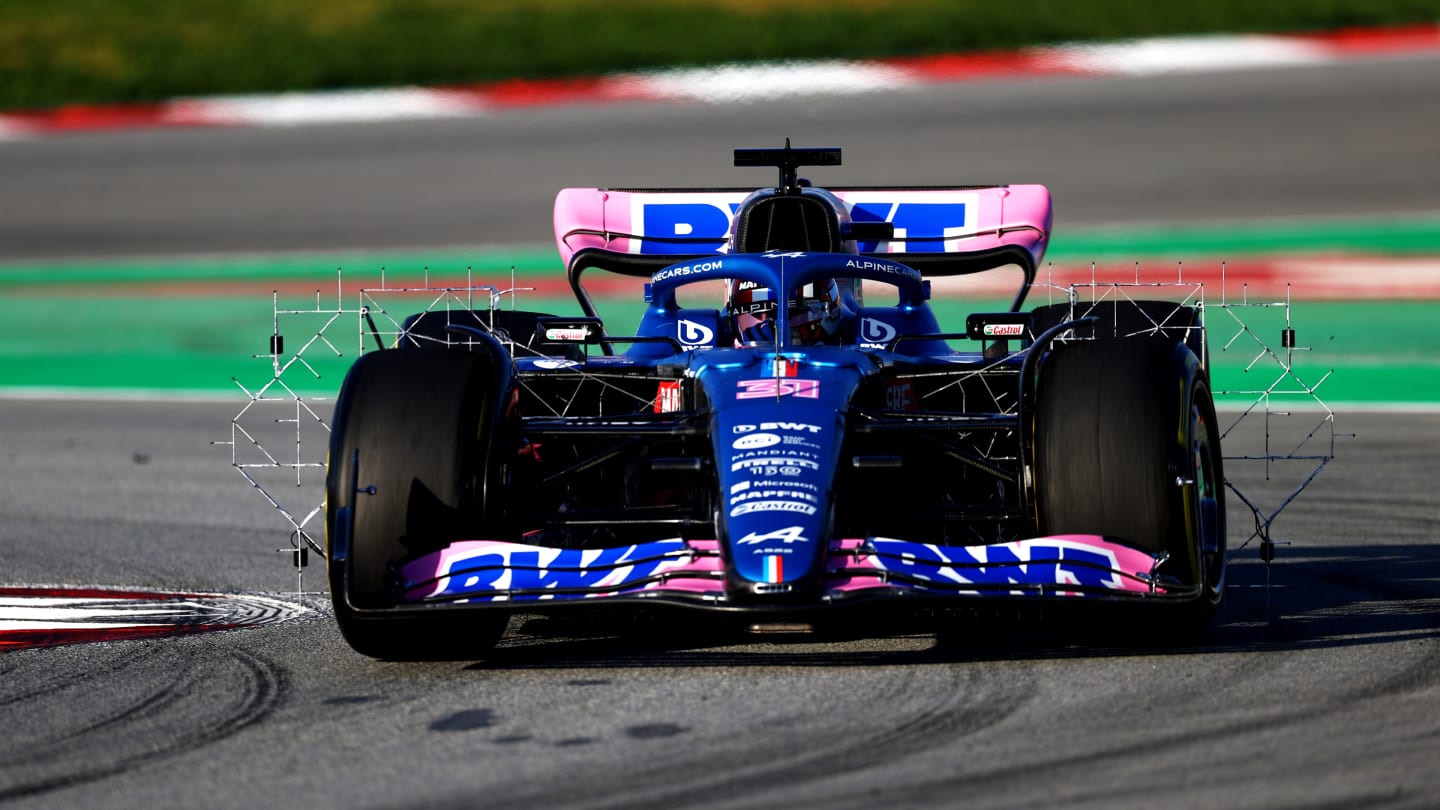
xmin=326 ymin=347 xmax=512 ymax=660
xmin=1033 ymin=337 xmax=1226 ymax=636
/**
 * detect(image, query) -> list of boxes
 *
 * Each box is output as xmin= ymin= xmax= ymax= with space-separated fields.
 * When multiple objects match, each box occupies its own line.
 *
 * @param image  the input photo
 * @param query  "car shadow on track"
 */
xmin=1209 ymin=544 xmax=1440 ymax=650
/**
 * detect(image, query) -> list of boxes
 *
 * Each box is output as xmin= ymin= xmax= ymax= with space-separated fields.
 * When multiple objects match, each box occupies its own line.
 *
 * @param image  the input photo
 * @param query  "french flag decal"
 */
xmin=773 ymin=357 xmax=797 ymax=377
xmin=764 ymin=555 xmax=784 ymax=583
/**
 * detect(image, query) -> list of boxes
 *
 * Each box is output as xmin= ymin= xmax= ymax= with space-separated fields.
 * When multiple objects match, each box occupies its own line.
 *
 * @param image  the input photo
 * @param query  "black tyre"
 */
xmin=326 ymin=346 xmax=513 ymax=660
xmin=1033 ymin=337 xmax=1226 ymax=634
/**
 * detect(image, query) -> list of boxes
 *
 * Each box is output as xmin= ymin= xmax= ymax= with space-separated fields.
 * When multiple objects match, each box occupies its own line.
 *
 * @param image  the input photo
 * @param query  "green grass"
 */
xmin=2 ymin=222 xmax=1437 ymax=403
xmin=1 ymin=291 xmax=1434 ymax=405
xmin=4 ymin=0 xmax=1440 ymax=110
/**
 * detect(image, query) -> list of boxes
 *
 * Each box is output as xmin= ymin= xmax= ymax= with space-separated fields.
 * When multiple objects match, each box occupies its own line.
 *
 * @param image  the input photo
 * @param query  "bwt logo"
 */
xmin=441 ymin=544 xmax=680 ymax=596
xmin=636 ymin=200 xmax=740 ymax=254
xmin=733 ymin=421 xmax=824 ymax=434
xmin=870 ymin=539 xmax=1125 ymax=590
xmin=635 ymin=195 xmax=977 ymax=255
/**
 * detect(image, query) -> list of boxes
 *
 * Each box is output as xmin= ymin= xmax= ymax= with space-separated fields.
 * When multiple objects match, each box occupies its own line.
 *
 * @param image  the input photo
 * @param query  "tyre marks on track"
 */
xmin=0 ymin=645 xmax=286 ymax=801
xmin=864 ymin=558 xmax=1440 ymax=807
xmin=618 ymin=666 xmax=1032 ymax=810
xmin=445 ymin=639 xmax=1038 ymax=810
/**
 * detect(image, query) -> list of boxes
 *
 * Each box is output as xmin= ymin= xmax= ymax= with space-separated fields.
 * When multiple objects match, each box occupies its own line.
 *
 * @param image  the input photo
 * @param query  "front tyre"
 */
xmin=1034 ymin=337 xmax=1226 ymax=635
xmin=326 ymin=348 xmax=512 ymax=660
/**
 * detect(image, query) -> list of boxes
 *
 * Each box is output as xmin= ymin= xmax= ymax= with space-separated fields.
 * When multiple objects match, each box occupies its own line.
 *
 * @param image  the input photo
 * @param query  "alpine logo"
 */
xmin=735 ymin=526 xmax=810 ymax=545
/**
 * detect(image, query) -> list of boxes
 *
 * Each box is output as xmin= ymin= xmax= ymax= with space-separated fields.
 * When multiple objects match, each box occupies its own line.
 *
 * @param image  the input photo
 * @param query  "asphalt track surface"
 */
xmin=3 ymin=54 xmax=1440 ymax=809
xmin=2 ymin=400 xmax=1437 ymax=808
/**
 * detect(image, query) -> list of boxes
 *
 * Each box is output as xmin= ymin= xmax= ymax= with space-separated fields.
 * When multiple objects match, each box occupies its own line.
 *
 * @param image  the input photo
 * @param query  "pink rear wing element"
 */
xmin=553 ymin=185 xmax=1052 ymax=269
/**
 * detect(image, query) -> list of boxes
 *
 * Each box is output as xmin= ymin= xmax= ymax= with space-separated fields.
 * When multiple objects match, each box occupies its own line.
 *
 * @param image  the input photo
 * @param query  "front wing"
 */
xmin=396 ymin=535 xmax=1173 ymax=610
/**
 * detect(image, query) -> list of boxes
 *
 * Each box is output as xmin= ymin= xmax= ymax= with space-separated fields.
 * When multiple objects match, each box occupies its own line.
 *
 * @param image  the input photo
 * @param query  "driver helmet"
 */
xmin=728 ymin=278 xmax=854 ymax=345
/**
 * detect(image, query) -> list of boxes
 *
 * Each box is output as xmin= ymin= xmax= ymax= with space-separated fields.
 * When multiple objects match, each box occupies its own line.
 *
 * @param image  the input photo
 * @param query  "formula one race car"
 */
xmin=324 ymin=144 xmax=1226 ymax=659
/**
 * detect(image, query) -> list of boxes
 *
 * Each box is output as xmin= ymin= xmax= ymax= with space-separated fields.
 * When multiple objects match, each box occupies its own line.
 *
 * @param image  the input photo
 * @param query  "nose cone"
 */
xmin=698 ymin=352 xmax=858 ymax=602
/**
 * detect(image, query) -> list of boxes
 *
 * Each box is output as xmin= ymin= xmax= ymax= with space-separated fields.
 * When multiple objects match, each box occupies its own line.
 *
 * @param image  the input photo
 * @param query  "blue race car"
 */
xmin=325 ymin=144 xmax=1225 ymax=659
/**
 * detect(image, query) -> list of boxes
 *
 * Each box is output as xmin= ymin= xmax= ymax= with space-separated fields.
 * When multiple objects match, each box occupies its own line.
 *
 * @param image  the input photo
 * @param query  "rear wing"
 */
xmin=552 ymin=184 xmax=1053 ymax=277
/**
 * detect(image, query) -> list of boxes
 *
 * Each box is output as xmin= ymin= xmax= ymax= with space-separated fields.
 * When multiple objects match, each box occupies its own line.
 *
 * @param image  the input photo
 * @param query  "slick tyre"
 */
xmin=326 ymin=347 xmax=512 ymax=660
xmin=1034 ymin=337 xmax=1226 ymax=636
